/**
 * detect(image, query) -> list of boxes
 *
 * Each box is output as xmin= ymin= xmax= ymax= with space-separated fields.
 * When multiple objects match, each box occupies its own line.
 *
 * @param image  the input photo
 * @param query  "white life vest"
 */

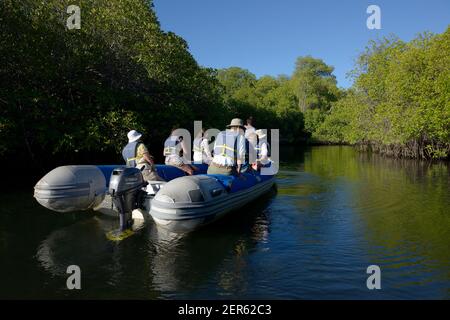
xmin=163 ymin=136 xmax=181 ymax=156
xmin=213 ymin=131 xmax=239 ymax=164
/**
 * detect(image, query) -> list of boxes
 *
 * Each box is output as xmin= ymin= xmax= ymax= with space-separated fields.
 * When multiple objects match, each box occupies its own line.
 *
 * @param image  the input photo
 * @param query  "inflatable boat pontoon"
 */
xmin=34 ymin=163 xmax=275 ymax=233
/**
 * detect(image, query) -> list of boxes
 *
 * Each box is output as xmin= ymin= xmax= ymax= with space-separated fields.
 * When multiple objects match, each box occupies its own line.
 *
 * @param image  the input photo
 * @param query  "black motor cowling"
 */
xmin=108 ymin=167 xmax=147 ymax=230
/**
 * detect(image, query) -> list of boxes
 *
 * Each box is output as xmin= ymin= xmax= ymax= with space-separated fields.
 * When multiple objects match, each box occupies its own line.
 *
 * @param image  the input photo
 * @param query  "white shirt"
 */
xmin=258 ymin=141 xmax=270 ymax=165
xmin=212 ymin=130 xmax=246 ymax=166
xmin=244 ymin=125 xmax=256 ymax=138
xmin=193 ymin=138 xmax=212 ymax=163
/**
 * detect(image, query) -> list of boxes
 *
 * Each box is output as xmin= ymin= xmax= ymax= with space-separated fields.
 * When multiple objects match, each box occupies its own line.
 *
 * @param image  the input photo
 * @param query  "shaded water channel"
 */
xmin=0 ymin=146 xmax=449 ymax=299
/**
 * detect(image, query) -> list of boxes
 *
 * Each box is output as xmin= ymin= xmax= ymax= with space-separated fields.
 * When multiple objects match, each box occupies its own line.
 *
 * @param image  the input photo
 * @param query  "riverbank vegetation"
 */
xmin=217 ymin=30 xmax=449 ymax=160
xmin=1 ymin=0 xmax=227 ymax=168
xmin=1 ymin=0 xmax=448 ymax=172
xmin=314 ymin=30 xmax=450 ymax=159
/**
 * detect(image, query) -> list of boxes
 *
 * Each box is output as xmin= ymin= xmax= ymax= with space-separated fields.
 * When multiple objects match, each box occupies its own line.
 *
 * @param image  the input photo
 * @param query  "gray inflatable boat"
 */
xmin=34 ymin=163 xmax=275 ymax=233
xmin=150 ymin=174 xmax=275 ymax=232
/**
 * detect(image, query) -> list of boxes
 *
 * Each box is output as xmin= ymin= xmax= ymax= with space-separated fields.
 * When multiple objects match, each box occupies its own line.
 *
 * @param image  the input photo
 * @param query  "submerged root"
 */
xmin=355 ymin=140 xmax=450 ymax=160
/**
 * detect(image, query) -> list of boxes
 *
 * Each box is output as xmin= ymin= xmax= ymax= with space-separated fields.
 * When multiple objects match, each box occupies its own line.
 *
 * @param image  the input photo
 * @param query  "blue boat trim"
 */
xmin=96 ymin=163 xmax=209 ymax=185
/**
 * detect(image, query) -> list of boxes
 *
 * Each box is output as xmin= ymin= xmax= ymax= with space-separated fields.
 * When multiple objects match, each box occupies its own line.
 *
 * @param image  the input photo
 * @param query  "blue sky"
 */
xmin=153 ymin=0 xmax=450 ymax=88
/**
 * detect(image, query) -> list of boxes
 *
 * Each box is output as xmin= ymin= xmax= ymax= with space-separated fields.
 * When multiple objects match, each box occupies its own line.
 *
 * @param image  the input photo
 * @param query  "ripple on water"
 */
xmin=1 ymin=146 xmax=449 ymax=299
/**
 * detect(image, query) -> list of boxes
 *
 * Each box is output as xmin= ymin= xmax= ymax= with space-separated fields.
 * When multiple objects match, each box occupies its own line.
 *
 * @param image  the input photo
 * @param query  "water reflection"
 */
xmin=34 ymin=190 xmax=275 ymax=299
xmin=300 ymin=146 xmax=450 ymax=298
xmin=1 ymin=146 xmax=448 ymax=299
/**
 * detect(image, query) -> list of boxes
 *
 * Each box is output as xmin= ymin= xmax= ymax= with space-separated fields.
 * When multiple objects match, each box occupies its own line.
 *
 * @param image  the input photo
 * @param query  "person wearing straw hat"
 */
xmin=252 ymin=129 xmax=271 ymax=171
xmin=122 ymin=130 xmax=163 ymax=181
xmin=207 ymin=118 xmax=247 ymax=176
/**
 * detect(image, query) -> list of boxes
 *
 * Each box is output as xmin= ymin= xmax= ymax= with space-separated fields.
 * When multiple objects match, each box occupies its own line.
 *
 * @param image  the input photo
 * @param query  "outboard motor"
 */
xmin=108 ymin=167 xmax=147 ymax=231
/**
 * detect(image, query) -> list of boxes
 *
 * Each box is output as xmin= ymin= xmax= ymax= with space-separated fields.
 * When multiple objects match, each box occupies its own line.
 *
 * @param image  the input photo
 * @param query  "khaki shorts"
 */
xmin=165 ymin=156 xmax=184 ymax=167
xmin=207 ymin=163 xmax=237 ymax=176
xmin=136 ymin=163 xmax=164 ymax=181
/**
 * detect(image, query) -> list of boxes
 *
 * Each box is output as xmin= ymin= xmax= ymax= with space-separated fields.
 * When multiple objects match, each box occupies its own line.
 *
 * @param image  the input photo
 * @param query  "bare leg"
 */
xmin=180 ymin=164 xmax=194 ymax=175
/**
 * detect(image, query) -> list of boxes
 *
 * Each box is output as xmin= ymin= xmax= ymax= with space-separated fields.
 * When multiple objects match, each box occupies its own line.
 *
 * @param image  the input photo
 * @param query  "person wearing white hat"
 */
xmin=193 ymin=128 xmax=212 ymax=165
xmin=252 ymin=129 xmax=271 ymax=171
xmin=122 ymin=130 xmax=163 ymax=181
xmin=207 ymin=118 xmax=248 ymax=176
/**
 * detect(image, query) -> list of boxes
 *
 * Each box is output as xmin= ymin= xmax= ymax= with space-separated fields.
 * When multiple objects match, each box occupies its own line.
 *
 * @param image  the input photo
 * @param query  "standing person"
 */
xmin=122 ymin=130 xmax=164 ymax=181
xmin=207 ymin=118 xmax=247 ymax=176
xmin=246 ymin=131 xmax=259 ymax=166
xmin=245 ymin=116 xmax=255 ymax=132
xmin=244 ymin=116 xmax=256 ymax=136
xmin=164 ymin=130 xmax=198 ymax=175
xmin=244 ymin=116 xmax=257 ymax=152
xmin=193 ymin=129 xmax=212 ymax=164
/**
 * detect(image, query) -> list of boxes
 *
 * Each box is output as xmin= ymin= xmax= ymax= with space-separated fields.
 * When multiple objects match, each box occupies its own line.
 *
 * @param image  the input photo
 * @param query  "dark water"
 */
xmin=0 ymin=146 xmax=449 ymax=299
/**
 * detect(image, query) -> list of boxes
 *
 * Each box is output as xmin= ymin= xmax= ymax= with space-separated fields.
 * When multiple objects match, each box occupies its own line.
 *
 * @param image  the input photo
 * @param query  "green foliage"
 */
xmin=292 ymin=56 xmax=340 ymax=113
xmin=0 ymin=0 xmax=447 ymax=167
xmin=314 ymin=90 xmax=369 ymax=144
xmin=0 ymin=0 xmax=225 ymax=166
xmin=316 ymin=27 xmax=450 ymax=159
xmin=217 ymin=67 xmax=257 ymax=97
xmin=288 ymin=56 xmax=341 ymax=140
xmin=304 ymin=109 xmax=325 ymax=137
xmin=216 ymin=68 xmax=303 ymax=143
